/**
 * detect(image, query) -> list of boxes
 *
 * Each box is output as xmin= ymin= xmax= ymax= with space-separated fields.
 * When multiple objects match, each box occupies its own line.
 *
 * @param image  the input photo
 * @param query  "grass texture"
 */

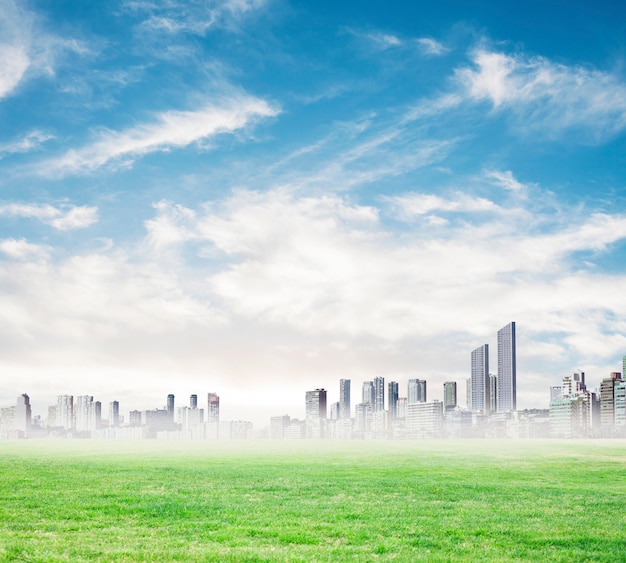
xmin=0 ymin=440 xmax=625 ymax=561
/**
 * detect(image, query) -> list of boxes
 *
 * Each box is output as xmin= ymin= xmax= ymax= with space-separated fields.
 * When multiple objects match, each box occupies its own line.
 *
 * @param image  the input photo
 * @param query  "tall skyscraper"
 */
xmin=489 ymin=374 xmax=498 ymax=413
xmin=497 ymin=321 xmax=517 ymax=412
xmin=600 ymin=372 xmax=622 ymax=427
xmin=305 ymin=389 xmax=327 ymax=439
xmin=362 ymin=381 xmax=375 ymax=406
xmin=207 ymin=393 xmax=220 ymax=423
xmin=471 ymin=344 xmax=490 ymax=414
xmin=75 ymin=395 xmax=95 ymax=432
xmin=408 ymin=379 xmax=427 ymax=404
xmin=443 ymin=382 xmax=457 ymax=411
xmin=15 ymin=394 xmax=31 ymax=435
xmin=373 ymin=376 xmax=385 ymax=412
xmin=109 ymin=401 xmax=120 ymax=427
xmin=190 ymin=394 xmax=198 ymax=409
xmin=166 ymin=394 xmax=175 ymax=421
xmin=339 ymin=379 xmax=351 ymax=419
xmin=388 ymin=381 xmax=399 ymax=418
xmin=56 ymin=395 xmax=74 ymax=429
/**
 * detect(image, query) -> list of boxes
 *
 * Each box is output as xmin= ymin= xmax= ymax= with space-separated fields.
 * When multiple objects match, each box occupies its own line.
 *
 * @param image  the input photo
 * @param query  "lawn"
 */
xmin=0 ymin=440 xmax=625 ymax=561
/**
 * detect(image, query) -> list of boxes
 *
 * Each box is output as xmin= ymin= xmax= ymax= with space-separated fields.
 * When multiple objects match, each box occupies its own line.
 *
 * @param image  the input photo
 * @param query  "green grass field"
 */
xmin=1 ymin=440 xmax=625 ymax=562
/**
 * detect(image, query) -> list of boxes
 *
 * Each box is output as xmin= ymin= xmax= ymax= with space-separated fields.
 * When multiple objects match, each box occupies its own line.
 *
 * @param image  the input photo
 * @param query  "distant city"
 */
xmin=2 ymin=322 xmax=626 ymax=440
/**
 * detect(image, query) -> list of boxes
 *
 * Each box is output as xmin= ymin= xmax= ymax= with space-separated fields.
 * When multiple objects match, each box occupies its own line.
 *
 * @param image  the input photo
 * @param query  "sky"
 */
xmin=1 ymin=0 xmax=626 ymax=426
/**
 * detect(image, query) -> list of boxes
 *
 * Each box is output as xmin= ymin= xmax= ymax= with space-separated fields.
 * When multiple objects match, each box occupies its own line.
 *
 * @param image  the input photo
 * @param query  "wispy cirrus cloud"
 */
xmin=455 ymin=49 xmax=626 ymax=140
xmin=416 ymin=37 xmax=449 ymax=56
xmin=0 ymin=0 xmax=89 ymax=100
xmin=36 ymin=94 xmax=279 ymax=177
xmin=0 ymin=130 xmax=54 ymax=158
xmin=0 ymin=202 xmax=98 ymax=230
xmin=124 ymin=0 xmax=266 ymax=35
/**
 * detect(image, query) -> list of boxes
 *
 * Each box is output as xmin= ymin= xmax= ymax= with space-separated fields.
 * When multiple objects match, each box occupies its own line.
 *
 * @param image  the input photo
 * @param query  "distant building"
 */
xmin=190 ymin=394 xmax=198 ymax=409
xmin=388 ymin=381 xmax=399 ymax=418
xmin=362 ymin=381 xmax=374 ymax=406
xmin=471 ymin=344 xmax=489 ymax=414
xmin=489 ymin=374 xmax=498 ymax=413
xmin=339 ymin=379 xmax=351 ymax=419
xmin=373 ymin=376 xmax=385 ymax=412
xmin=406 ymin=401 xmax=444 ymax=438
xmin=354 ymin=403 xmax=372 ymax=437
xmin=408 ymin=379 xmax=427 ymax=404
xmin=207 ymin=393 xmax=220 ymax=423
xmin=443 ymin=382 xmax=457 ymax=411
xmin=496 ymin=321 xmax=517 ymax=412
xmin=270 ymin=415 xmax=291 ymax=439
xmin=396 ymin=397 xmax=407 ymax=419
xmin=57 ymin=395 xmax=74 ymax=430
xmin=166 ymin=394 xmax=175 ymax=420
xmin=600 ymin=372 xmax=622 ymax=427
xmin=15 ymin=394 xmax=31 ymax=436
xmin=109 ymin=401 xmax=120 ymax=427
xmin=305 ymin=389 xmax=327 ymax=439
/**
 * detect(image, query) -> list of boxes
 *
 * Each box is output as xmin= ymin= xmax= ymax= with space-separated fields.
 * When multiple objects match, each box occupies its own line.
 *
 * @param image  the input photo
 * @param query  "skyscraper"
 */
xmin=388 ymin=381 xmax=399 ymax=418
xmin=56 ymin=395 xmax=74 ymax=429
xmin=15 ymin=394 xmax=31 ymax=435
xmin=497 ymin=321 xmax=517 ymax=412
xmin=207 ymin=393 xmax=220 ymax=423
xmin=373 ymin=376 xmax=385 ymax=412
xmin=109 ymin=401 xmax=120 ymax=427
xmin=167 ymin=394 xmax=175 ymax=420
xmin=190 ymin=394 xmax=198 ymax=409
xmin=362 ymin=381 xmax=375 ymax=406
xmin=443 ymin=382 xmax=457 ymax=411
xmin=305 ymin=389 xmax=327 ymax=439
xmin=75 ymin=395 xmax=95 ymax=432
xmin=339 ymin=379 xmax=350 ymax=419
xmin=408 ymin=379 xmax=427 ymax=404
xmin=471 ymin=344 xmax=490 ymax=414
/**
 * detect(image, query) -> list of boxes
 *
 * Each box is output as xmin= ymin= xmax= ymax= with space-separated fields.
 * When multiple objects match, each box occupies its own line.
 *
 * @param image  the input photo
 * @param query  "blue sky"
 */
xmin=1 ymin=0 xmax=626 ymax=424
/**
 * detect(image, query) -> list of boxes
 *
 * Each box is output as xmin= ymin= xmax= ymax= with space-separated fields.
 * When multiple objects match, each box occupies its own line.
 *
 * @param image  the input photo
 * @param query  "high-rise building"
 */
xmin=373 ymin=376 xmax=385 ymax=412
xmin=305 ymin=389 xmax=327 ymax=439
xmin=109 ymin=401 xmax=120 ymax=427
xmin=190 ymin=394 xmax=198 ymax=409
xmin=397 ymin=397 xmax=407 ymax=419
xmin=600 ymin=372 xmax=622 ymax=427
xmin=388 ymin=381 xmax=399 ymax=418
xmin=489 ymin=374 xmax=498 ymax=413
xmin=56 ymin=395 xmax=74 ymax=429
xmin=354 ymin=403 xmax=372 ymax=436
xmin=362 ymin=381 xmax=375 ymax=406
xmin=167 ymin=394 xmax=175 ymax=420
xmin=329 ymin=402 xmax=340 ymax=420
xmin=615 ymin=380 xmax=626 ymax=427
xmin=207 ymin=393 xmax=220 ymax=423
xmin=443 ymin=382 xmax=457 ymax=411
xmin=408 ymin=379 xmax=427 ymax=404
xmin=15 ymin=394 xmax=31 ymax=435
xmin=75 ymin=395 xmax=96 ymax=432
xmin=497 ymin=322 xmax=517 ymax=412
xmin=339 ymin=379 xmax=351 ymax=419
xmin=471 ymin=344 xmax=490 ymax=414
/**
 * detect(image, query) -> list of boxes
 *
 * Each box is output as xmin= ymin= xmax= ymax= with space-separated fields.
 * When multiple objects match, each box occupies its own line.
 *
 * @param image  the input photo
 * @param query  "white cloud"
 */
xmin=386 ymin=192 xmax=500 ymax=219
xmin=0 ymin=238 xmax=50 ymax=260
xmin=456 ymin=49 xmax=626 ymax=139
xmin=483 ymin=169 xmax=527 ymax=193
xmin=0 ymin=0 xmax=88 ymax=100
xmin=0 ymin=202 xmax=98 ymax=230
xmin=126 ymin=0 xmax=266 ymax=36
xmin=0 ymin=130 xmax=54 ymax=158
xmin=416 ymin=37 xmax=449 ymax=56
xmin=38 ymin=95 xmax=279 ymax=176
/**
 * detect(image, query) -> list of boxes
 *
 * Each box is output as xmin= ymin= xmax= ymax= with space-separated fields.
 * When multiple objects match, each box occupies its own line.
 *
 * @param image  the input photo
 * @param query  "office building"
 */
xmin=373 ymin=376 xmax=385 ymax=412
xmin=339 ymin=379 xmax=351 ymax=419
xmin=56 ymin=395 xmax=74 ymax=430
xmin=489 ymin=374 xmax=498 ymax=413
xmin=15 ymin=394 xmax=31 ymax=435
xmin=600 ymin=372 xmax=622 ymax=427
xmin=443 ymin=382 xmax=457 ymax=411
xmin=388 ymin=381 xmax=399 ymax=418
xmin=75 ymin=395 xmax=96 ymax=432
xmin=207 ymin=393 xmax=220 ymax=423
xmin=109 ymin=401 xmax=120 ymax=427
xmin=362 ymin=381 xmax=375 ymax=406
xmin=497 ymin=322 xmax=517 ymax=412
xmin=190 ymin=394 xmax=198 ymax=409
xmin=305 ymin=389 xmax=327 ymax=439
xmin=166 ymin=394 xmax=175 ymax=420
xmin=471 ymin=344 xmax=490 ymax=414
xmin=408 ymin=379 xmax=427 ymax=404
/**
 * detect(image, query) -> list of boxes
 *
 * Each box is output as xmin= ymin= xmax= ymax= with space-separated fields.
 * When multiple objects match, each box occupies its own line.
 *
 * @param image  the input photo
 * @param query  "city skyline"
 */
xmin=1 ymin=1 xmax=626 ymax=424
